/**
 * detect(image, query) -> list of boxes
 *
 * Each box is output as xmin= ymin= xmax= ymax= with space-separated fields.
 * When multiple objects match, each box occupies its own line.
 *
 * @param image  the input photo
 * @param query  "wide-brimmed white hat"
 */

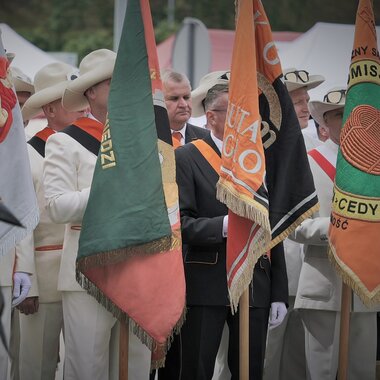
xmin=22 ymin=62 xmax=77 ymax=121
xmin=308 ymin=87 xmax=346 ymax=127
xmin=62 ymin=49 xmax=116 ymax=112
xmin=283 ymin=68 xmax=325 ymax=93
xmin=10 ymin=67 xmax=34 ymax=94
xmin=191 ymin=70 xmax=230 ymax=117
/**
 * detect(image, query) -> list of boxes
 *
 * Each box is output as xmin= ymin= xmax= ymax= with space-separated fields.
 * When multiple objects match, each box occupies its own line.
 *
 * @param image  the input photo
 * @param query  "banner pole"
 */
xmin=337 ymin=283 xmax=351 ymax=380
xmin=239 ymin=288 xmax=249 ymax=379
xmin=119 ymin=320 xmax=129 ymax=380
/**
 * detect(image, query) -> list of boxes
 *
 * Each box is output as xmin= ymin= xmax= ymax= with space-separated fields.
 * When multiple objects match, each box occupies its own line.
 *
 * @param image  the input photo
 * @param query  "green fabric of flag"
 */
xmin=75 ymin=0 xmax=186 ymax=368
xmin=77 ymin=3 xmax=171 ymax=265
xmin=329 ymin=0 xmax=380 ymax=305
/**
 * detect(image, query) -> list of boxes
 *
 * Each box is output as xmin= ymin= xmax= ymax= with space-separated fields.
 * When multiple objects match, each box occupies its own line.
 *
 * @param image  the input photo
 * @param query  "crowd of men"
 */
xmin=0 ymin=47 xmax=378 ymax=380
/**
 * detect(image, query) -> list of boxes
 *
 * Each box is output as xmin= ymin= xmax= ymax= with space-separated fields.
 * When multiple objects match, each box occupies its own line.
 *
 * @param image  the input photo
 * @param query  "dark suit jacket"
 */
xmin=184 ymin=122 xmax=209 ymax=143
xmin=175 ymin=134 xmax=288 ymax=308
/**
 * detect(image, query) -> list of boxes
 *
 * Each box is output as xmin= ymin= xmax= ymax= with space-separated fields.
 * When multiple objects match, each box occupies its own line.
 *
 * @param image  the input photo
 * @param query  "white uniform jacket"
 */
xmin=293 ymin=139 xmax=374 ymax=312
xmin=43 ymin=118 xmax=99 ymax=291
xmin=0 ymin=250 xmax=15 ymax=287
xmin=16 ymin=132 xmax=65 ymax=302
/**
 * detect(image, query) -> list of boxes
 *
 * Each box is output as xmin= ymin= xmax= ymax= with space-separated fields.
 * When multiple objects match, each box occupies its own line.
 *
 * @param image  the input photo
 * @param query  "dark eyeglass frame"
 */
xmin=219 ymin=71 xmax=231 ymax=81
xmin=210 ymin=108 xmax=227 ymax=113
xmin=284 ymin=70 xmax=310 ymax=83
xmin=323 ymin=89 xmax=346 ymax=104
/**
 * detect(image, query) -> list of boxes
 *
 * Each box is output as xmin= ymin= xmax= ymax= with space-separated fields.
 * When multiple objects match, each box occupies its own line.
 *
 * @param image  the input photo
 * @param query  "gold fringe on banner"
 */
xmin=328 ymin=246 xmax=380 ymax=308
xmin=217 ymin=180 xmax=271 ymax=233
xmin=76 ymin=235 xmax=178 ymax=271
xmin=268 ymin=203 xmax=320 ymax=249
xmin=75 ymin=270 xmax=186 ymax=370
xmin=229 ymin=227 xmax=269 ymax=312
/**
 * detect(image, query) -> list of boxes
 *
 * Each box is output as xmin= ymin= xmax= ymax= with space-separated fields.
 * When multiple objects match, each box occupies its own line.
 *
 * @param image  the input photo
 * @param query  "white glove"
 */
xmin=268 ymin=302 xmax=287 ymax=329
xmin=12 ymin=272 xmax=31 ymax=307
xmin=222 ymin=215 xmax=228 ymax=237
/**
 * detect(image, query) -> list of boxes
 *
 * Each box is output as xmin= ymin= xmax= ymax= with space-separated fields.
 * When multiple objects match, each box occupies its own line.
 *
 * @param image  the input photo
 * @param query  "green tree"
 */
xmin=2 ymin=0 xmax=380 ymax=60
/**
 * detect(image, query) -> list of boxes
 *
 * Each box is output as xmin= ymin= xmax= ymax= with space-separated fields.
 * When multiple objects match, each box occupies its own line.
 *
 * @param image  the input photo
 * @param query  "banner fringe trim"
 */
xmin=77 ymin=235 xmax=176 ymax=271
xmin=75 ymin=270 xmax=186 ymax=369
xmin=216 ymin=183 xmax=271 ymax=232
xmin=328 ymin=246 xmax=380 ymax=307
xmin=229 ymin=231 xmax=270 ymax=312
xmin=269 ymin=203 xmax=320 ymax=249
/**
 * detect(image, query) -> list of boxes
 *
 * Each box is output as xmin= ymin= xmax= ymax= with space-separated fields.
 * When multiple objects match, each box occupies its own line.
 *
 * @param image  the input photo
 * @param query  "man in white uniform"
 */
xmin=264 ymin=68 xmax=325 ymax=380
xmin=283 ymin=68 xmax=325 ymax=151
xmin=17 ymin=62 xmax=84 ymax=380
xmin=292 ymin=87 xmax=378 ymax=380
xmin=43 ymin=49 xmax=151 ymax=380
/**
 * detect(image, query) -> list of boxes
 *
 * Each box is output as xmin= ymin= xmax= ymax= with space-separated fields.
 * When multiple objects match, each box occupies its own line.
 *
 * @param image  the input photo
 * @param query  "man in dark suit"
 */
xmin=161 ymin=69 xmax=209 ymax=147
xmin=164 ymin=82 xmax=288 ymax=380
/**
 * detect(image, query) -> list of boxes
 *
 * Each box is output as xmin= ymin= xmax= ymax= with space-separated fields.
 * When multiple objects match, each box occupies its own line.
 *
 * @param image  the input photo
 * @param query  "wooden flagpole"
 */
xmin=119 ymin=320 xmax=129 ymax=380
xmin=240 ymin=288 xmax=249 ymax=379
xmin=337 ymin=283 xmax=351 ymax=380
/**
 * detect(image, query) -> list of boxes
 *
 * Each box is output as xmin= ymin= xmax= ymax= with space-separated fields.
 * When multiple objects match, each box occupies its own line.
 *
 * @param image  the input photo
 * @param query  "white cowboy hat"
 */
xmin=191 ymin=70 xmax=230 ymax=117
xmin=22 ymin=62 xmax=77 ymax=121
xmin=62 ymin=49 xmax=116 ymax=112
xmin=10 ymin=67 xmax=34 ymax=94
xmin=308 ymin=86 xmax=346 ymax=127
xmin=283 ymin=68 xmax=325 ymax=93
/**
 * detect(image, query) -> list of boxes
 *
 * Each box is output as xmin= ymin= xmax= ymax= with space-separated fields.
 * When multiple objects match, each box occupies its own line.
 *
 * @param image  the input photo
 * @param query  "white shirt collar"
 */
xmin=171 ymin=124 xmax=187 ymax=138
xmin=210 ymin=132 xmax=223 ymax=153
xmin=87 ymin=112 xmax=100 ymax=123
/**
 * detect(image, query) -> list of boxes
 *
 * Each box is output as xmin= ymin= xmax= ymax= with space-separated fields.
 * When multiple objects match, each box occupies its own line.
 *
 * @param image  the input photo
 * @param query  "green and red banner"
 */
xmin=76 ymin=0 xmax=186 ymax=368
xmin=329 ymin=0 xmax=380 ymax=305
xmin=217 ymin=0 xmax=318 ymax=310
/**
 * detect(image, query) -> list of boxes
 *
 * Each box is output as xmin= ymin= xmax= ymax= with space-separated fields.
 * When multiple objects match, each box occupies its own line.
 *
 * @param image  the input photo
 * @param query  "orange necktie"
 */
xmin=172 ymin=131 xmax=183 ymax=149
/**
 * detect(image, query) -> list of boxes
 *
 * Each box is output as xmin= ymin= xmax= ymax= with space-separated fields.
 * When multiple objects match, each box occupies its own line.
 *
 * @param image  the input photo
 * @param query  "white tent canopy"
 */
xmin=0 ymin=23 xmax=61 ymax=80
xmin=278 ymin=22 xmax=380 ymax=101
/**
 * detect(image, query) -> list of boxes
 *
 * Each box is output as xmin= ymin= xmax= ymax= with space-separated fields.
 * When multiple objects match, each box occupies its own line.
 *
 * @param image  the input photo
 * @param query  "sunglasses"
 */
xmin=284 ymin=70 xmax=309 ymax=83
xmin=67 ymin=69 xmax=79 ymax=81
xmin=323 ymin=89 xmax=346 ymax=104
xmin=219 ymin=71 xmax=231 ymax=81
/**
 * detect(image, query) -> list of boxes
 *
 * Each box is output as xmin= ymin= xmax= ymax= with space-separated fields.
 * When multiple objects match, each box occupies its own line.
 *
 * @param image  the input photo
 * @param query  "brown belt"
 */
xmin=35 ymin=244 xmax=63 ymax=251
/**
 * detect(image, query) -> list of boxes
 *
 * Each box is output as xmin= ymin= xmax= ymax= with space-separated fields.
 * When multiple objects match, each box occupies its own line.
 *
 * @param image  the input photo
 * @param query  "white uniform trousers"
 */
xmin=19 ymin=302 xmax=63 ymax=380
xmin=62 ymin=291 xmax=151 ymax=380
xmin=264 ymin=296 xmax=306 ymax=380
xmin=10 ymin=309 xmax=20 ymax=380
xmin=0 ymin=286 xmax=12 ymax=380
xmin=300 ymin=309 xmax=377 ymax=380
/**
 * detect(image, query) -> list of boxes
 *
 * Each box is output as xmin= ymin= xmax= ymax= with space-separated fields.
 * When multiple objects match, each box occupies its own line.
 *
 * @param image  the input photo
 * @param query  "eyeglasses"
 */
xmin=284 ymin=70 xmax=309 ymax=83
xmin=323 ymin=89 xmax=346 ymax=104
xmin=219 ymin=71 xmax=231 ymax=81
xmin=210 ymin=108 xmax=227 ymax=113
xmin=67 ymin=69 xmax=79 ymax=81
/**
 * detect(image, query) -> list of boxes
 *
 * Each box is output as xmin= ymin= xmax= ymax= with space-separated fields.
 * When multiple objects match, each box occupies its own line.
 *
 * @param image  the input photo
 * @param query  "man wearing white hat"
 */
xmin=10 ymin=66 xmax=34 ymax=109
xmin=161 ymin=69 xmax=209 ymax=149
xmin=292 ymin=87 xmax=378 ymax=379
xmin=43 ymin=49 xmax=151 ymax=380
xmin=15 ymin=62 xmax=84 ymax=380
xmin=263 ymin=68 xmax=326 ymax=380
xmin=10 ymin=66 xmax=35 ymax=135
xmin=283 ymin=68 xmax=325 ymax=151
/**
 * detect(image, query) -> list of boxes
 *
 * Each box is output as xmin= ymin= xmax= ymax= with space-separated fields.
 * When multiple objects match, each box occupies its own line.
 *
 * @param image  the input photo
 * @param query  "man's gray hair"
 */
xmin=161 ymin=69 xmax=191 ymax=88
xmin=204 ymin=83 xmax=229 ymax=111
